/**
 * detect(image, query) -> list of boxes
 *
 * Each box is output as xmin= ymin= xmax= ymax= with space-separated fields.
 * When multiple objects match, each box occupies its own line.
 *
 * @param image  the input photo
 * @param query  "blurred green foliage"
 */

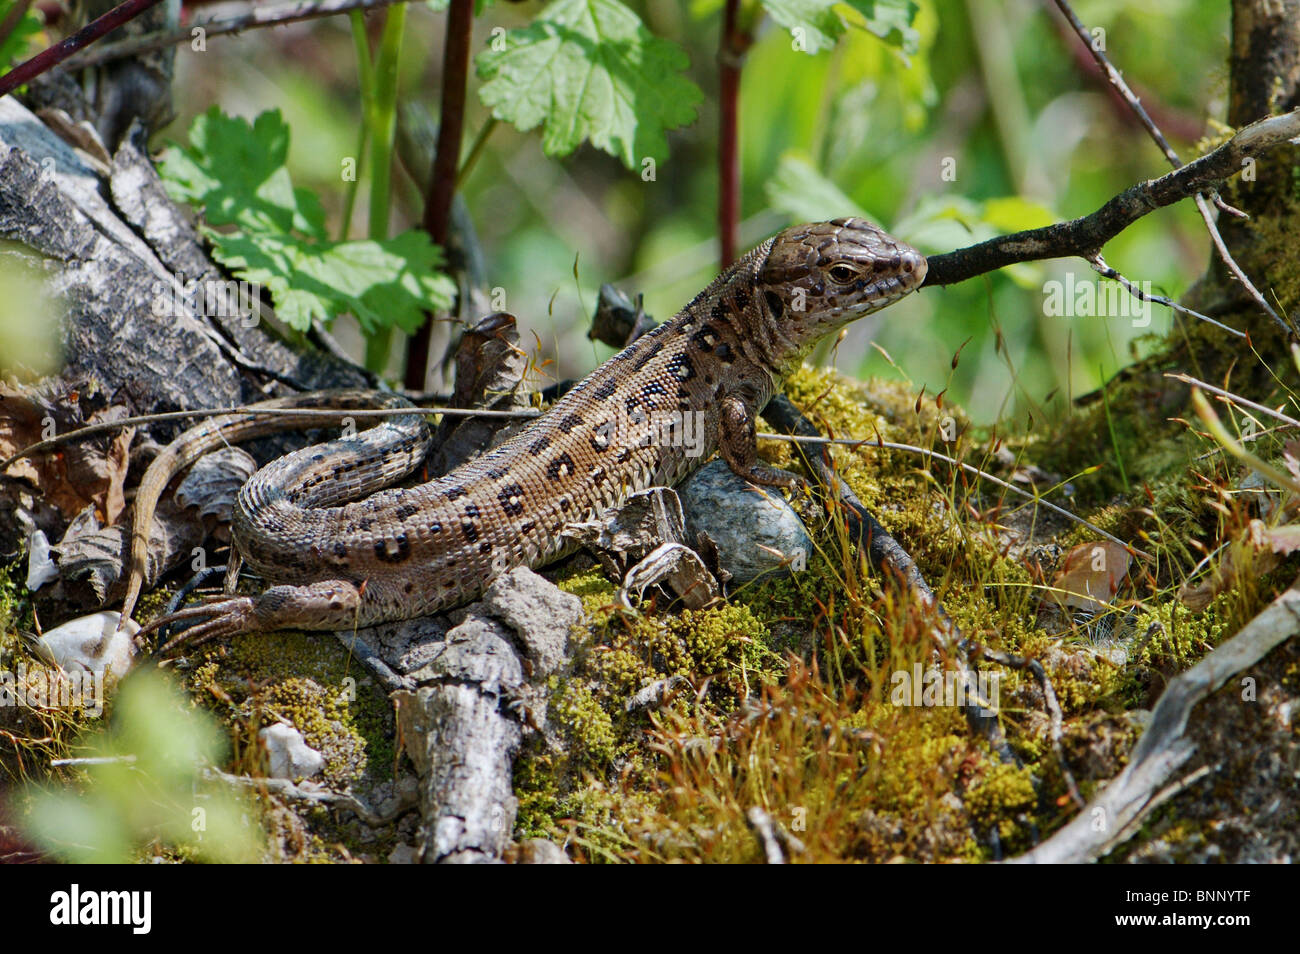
xmin=22 ymin=668 xmax=263 ymax=863
xmin=166 ymin=0 xmax=1228 ymax=423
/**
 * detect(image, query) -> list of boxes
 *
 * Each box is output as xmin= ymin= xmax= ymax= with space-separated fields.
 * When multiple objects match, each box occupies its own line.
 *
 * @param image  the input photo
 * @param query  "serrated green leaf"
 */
xmin=476 ymin=0 xmax=703 ymax=169
xmin=210 ymin=229 xmax=456 ymax=334
xmin=160 ymin=108 xmax=457 ymax=335
xmin=846 ymin=0 xmax=920 ymax=54
xmin=159 ymin=108 xmax=328 ymax=238
xmin=761 ymin=0 xmax=919 ymax=56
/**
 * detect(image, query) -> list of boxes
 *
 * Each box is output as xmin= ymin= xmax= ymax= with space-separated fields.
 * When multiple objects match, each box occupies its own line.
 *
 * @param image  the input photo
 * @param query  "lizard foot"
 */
xmin=135 ymin=596 xmax=259 ymax=656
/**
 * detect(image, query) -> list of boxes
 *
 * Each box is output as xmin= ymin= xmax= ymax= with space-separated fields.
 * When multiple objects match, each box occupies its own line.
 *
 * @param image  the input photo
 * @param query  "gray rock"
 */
xmin=259 ymin=723 xmax=324 ymax=780
xmin=678 ymin=460 xmax=813 ymax=584
xmin=481 ymin=567 xmax=584 ymax=677
xmin=516 ymin=838 xmax=571 ymax=864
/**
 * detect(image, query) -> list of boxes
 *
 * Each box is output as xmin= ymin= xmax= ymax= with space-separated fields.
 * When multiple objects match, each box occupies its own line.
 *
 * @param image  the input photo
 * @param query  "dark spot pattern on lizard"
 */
xmin=374 ymin=533 xmax=410 ymax=563
xmin=546 ymin=453 xmax=575 ymax=481
xmin=445 ymin=486 xmax=466 ymax=502
xmin=765 ymin=290 xmax=784 ymax=318
xmin=691 ymin=325 xmax=719 ymax=350
xmin=557 ymin=413 xmax=583 ymax=433
xmin=595 ymin=377 xmax=619 ymax=399
xmin=394 ymin=503 xmax=419 ymax=520
xmin=498 ymin=483 xmax=525 ymax=516
xmin=529 ymin=436 xmax=551 ymax=456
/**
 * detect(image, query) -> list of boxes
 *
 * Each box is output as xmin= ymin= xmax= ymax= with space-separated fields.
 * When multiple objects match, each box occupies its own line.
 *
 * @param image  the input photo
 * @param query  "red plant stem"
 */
xmin=0 ymin=0 xmax=166 ymax=98
xmin=717 ymin=0 xmax=749 ymax=269
xmin=406 ymin=0 xmax=473 ymax=390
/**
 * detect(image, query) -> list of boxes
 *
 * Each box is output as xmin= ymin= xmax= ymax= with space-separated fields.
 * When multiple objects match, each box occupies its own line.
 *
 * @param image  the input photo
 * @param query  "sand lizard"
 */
xmin=136 ymin=218 xmax=926 ymax=647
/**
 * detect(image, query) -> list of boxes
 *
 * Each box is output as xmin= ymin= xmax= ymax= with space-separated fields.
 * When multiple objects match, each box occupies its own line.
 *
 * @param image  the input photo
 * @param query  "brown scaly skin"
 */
xmin=138 ymin=219 xmax=927 ymax=650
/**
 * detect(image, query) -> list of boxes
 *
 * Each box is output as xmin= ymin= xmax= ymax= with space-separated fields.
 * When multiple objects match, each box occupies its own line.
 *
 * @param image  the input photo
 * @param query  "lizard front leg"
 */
xmin=718 ymin=393 xmax=805 ymax=491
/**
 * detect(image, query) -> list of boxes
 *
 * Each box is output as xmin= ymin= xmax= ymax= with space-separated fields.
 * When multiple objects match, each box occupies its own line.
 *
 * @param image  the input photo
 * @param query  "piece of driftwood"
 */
xmin=393 ymin=568 xmax=583 ymax=864
xmin=1009 ymin=572 xmax=1300 ymax=863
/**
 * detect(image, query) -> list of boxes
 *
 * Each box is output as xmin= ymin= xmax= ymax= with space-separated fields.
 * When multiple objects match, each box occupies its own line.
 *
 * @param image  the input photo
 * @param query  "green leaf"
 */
xmin=476 ymin=0 xmax=703 ymax=169
xmin=0 ymin=2 xmax=44 ymax=72
xmin=761 ymin=0 xmax=919 ymax=56
xmin=160 ymin=108 xmax=457 ymax=335
xmin=846 ymin=0 xmax=920 ymax=54
xmin=765 ymin=154 xmax=866 ymax=223
xmin=210 ymin=230 xmax=457 ymax=334
xmin=159 ymin=108 xmax=328 ymax=238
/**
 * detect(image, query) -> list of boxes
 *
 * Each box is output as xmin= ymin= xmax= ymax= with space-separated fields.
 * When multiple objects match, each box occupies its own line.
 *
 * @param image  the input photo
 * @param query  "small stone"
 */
xmin=259 ymin=723 xmax=324 ymax=780
xmin=388 ymin=844 xmax=418 ymax=864
xmin=36 ymin=610 xmax=137 ymax=678
xmin=678 ymin=460 xmax=813 ymax=584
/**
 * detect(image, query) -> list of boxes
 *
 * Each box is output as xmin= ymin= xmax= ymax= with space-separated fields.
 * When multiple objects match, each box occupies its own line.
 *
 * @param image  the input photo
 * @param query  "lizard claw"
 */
xmin=135 ymin=597 xmax=258 ymax=656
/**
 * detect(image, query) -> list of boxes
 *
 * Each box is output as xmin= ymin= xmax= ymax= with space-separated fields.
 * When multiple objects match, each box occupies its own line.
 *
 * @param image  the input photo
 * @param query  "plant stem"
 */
xmin=340 ymin=9 xmax=374 ymax=242
xmin=0 ymin=0 xmax=166 ymax=97
xmin=362 ymin=4 xmax=406 ymax=373
xmin=406 ymin=0 xmax=473 ymax=390
xmin=717 ymin=0 xmax=752 ymax=268
xmin=457 ymin=117 xmax=498 ymax=188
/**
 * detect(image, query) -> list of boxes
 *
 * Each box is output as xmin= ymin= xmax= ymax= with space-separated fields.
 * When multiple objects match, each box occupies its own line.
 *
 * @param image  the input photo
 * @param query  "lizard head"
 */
xmin=754 ymin=217 xmax=927 ymax=367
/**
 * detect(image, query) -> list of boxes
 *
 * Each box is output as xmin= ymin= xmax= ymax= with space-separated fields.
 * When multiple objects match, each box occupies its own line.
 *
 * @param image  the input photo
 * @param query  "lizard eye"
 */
xmin=828 ymin=263 xmax=859 ymax=284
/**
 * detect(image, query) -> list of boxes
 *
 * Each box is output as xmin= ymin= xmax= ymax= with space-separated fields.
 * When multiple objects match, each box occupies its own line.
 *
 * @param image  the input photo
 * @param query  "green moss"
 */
xmin=549 ymin=681 xmax=617 ymax=767
xmin=963 ymin=761 xmax=1038 ymax=843
xmin=185 ymin=630 xmax=394 ymax=788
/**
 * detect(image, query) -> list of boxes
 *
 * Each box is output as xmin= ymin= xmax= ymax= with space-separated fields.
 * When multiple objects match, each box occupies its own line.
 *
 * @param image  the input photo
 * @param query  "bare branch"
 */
xmin=60 ymin=0 xmax=414 ymax=72
xmin=1050 ymin=0 xmax=1295 ymax=337
xmin=922 ymin=109 xmax=1300 ymax=292
xmin=1086 ymin=253 xmax=1246 ymax=338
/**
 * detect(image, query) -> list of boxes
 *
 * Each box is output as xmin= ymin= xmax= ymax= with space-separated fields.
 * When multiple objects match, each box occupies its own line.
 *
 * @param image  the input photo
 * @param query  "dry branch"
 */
xmin=922 ymin=109 xmax=1300 ymax=294
xmin=1009 ymin=572 xmax=1300 ymax=863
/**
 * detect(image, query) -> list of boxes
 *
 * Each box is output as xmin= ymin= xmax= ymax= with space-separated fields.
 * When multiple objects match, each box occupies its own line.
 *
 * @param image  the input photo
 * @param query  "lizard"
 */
xmin=136 ymin=218 xmax=927 ymax=649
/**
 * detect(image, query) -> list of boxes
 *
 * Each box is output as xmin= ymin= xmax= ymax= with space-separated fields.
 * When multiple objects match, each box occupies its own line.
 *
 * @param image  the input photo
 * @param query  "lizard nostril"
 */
xmin=902 ymin=261 xmax=913 ymax=273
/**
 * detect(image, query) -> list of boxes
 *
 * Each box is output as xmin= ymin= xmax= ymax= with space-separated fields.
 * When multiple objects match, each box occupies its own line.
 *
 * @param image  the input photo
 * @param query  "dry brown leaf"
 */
xmin=1049 ymin=541 xmax=1132 ymax=613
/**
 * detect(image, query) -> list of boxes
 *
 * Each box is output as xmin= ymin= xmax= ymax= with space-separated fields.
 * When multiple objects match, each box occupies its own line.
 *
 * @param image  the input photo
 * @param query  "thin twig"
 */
xmin=1087 ymin=253 xmax=1246 ymax=338
xmin=61 ymin=0 xmax=414 ymax=72
xmin=0 ymin=403 xmax=541 ymax=470
xmin=779 ymin=432 xmax=1149 ymax=559
xmin=922 ymin=108 xmax=1300 ymax=289
xmin=1049 ymin=0 xmax=1295 ymax=337
xmin=205 ymin=768 xmax=418 ymax=827
xmin=1 ymin=396 xmax=1139 ymax=555
xmin=0 ymin=0 xmax=167 ymax=98
xmin=1165 ymin=372 xmax=1300 ymax=430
